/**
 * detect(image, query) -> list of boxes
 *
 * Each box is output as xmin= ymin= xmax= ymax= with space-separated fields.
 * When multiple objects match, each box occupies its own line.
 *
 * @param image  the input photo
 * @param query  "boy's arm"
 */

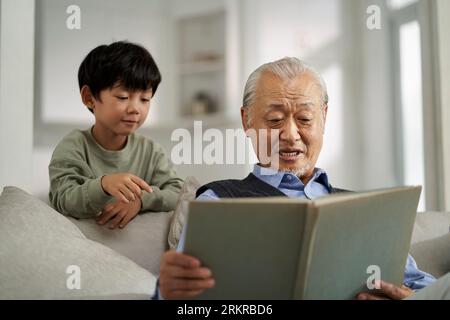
xmin=49 ymin=156 xmax=112 ymax=218
xmin=141 ymin=147 xmax=183 ymax=212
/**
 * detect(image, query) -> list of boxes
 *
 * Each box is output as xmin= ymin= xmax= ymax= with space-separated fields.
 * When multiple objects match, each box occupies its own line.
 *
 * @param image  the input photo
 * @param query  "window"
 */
xmin=387 ymin=0 xmax=418 ymax=10
xmin=399 ymin=20 xmax=425 ymax=210
xmin=390 ymin=0 xmax=426 ymax=210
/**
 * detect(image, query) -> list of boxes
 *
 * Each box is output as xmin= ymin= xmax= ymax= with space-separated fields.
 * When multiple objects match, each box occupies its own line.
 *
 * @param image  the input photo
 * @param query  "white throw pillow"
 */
xmin=168 ymin=176 xmax=201 ymax=250
xmin=0 ymin=186 xmax=156 ymax=299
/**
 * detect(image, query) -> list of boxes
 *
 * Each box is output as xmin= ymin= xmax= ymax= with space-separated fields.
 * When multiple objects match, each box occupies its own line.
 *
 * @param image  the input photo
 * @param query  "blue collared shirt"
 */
xmin=176 ymin=164 xmax=435 ymax=292
xmin=197 ymin=164 xmax=331 ymax=201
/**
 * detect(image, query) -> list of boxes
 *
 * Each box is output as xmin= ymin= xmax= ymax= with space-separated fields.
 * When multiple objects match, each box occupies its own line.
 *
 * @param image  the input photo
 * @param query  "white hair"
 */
xmin=242 ymin=57 xmax=329 ymax=110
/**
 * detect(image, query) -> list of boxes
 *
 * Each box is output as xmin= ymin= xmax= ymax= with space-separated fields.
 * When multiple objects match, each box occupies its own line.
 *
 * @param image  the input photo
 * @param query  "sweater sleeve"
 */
xmin=48 ymin=138 xmax=112 ymax=218
xmin=140 ymin=143 xmax=183 ymax=213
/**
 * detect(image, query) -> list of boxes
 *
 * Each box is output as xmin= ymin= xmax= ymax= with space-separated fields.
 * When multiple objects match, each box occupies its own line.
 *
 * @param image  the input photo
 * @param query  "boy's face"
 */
xmin=91 ymin=83 xmax=152 ymax=136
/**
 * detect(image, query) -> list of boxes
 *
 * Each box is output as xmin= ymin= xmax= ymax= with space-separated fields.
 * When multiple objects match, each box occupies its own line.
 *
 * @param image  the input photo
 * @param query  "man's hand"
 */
xmin=356 ymin=280 xmax=414 ymax=300
xmin=96 ymin=198 xmax=141 ymax=229
xmin=101 ymin=173 xmax=152 ymax=204
xmin=159 ymin=251 xmax=215 ymax=300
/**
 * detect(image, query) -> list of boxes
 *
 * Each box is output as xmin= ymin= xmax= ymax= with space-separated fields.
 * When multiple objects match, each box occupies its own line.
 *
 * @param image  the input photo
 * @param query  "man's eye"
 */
xmin=268 ymin=119 xmax=283 ymax=123
xmin=298 ymin=118 xmax=311 ymax=122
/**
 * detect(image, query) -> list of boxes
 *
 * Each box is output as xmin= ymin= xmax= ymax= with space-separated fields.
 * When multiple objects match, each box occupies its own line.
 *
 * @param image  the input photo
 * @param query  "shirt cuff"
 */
xmin=86 ymin=176 xmax=112 ymax=209
xmin=141 ymin=187 xmax=163 ymax=212
xmin=152 ymin=278 xmax=164 ymax=300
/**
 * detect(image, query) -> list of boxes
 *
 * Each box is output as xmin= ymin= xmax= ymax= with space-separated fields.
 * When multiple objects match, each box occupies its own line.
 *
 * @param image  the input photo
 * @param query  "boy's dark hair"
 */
xmin=78 ymin=41 xmax=161 ymax=112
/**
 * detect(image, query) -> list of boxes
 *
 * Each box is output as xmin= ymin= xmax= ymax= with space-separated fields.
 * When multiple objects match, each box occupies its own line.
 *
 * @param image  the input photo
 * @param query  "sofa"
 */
xmin=0 ymin=184 xmax=449 ymax=299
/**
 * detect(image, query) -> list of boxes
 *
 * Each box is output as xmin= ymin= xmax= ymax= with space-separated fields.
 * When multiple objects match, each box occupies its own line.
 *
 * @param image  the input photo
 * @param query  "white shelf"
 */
xmin=176 ymin=10 xmax=226 ymax=118
xmin=147 ymin=111 xmax=240 ymax=131
xmin=179 ymin=60 xmax=224 ymax=75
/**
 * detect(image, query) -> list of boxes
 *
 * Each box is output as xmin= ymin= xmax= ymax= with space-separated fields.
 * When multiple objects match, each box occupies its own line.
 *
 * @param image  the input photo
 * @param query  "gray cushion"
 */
xmin=68 ymin=210 xmax=173 ymax=275
xmin=410 ymin=234 xmax=450 ymax=279
xmin=0 ymin=186 xmax=156 ymax=299
xmin=411 ymin=211 xmax=450 ymax=244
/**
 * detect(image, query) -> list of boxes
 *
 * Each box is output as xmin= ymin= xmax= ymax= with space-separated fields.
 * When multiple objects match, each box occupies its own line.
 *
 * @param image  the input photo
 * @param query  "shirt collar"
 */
xmin=252 ymin=164 xmax=330 ymax=190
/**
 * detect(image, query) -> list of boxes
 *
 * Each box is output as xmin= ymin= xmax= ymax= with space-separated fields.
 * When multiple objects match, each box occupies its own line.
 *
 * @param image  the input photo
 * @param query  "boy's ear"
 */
xmin=80 ymin=85 xmax=95 ymax=111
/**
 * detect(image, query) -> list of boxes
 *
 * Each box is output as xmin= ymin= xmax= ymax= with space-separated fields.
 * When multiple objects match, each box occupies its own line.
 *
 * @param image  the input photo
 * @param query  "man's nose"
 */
xmin=280 ymin=117 xmax=300 ymax=143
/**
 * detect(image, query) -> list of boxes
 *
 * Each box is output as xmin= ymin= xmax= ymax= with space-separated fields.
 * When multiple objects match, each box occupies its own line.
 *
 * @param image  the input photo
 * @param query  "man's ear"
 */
xmin=80 ymin=85 xmax=96 ymax=111
xmin=241 ymin=106 xmax=250 ymax=133
xmin=321 ymin=105 xmax=328 ymax=134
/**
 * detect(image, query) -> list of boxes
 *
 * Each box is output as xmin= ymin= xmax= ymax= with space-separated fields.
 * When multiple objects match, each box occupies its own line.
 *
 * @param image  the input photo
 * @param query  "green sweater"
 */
xmin=49 ymin=128 xmax=183 ymax=218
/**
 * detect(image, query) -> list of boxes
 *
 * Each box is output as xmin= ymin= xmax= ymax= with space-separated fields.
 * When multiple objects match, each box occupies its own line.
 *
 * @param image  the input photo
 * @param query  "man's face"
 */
xmin=92 ymin=83 xmax=152 ymax=136
xmin=242 ymin=71 xmax=327 ymax=179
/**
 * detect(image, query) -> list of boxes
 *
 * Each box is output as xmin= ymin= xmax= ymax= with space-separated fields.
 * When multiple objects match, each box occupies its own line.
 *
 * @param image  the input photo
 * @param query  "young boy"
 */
xmin=49 ymin=41 xmax=183 ymax=229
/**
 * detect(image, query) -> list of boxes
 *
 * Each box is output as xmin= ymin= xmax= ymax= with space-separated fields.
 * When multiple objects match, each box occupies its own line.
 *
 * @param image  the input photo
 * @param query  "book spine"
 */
xmin=292 ymin=204 xmax=320 ymax=299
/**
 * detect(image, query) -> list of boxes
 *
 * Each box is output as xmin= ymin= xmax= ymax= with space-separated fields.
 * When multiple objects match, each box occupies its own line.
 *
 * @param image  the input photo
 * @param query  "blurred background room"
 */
xmin=1 ymin=0 xmax=450 ymax=212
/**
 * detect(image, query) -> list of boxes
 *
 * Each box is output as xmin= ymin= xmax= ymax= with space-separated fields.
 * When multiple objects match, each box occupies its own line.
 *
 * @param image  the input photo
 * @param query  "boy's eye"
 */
xmin=116 ymin=96 xmax=128 ymax=100
xmin=141 ymin=98 xmax=150 ymax=103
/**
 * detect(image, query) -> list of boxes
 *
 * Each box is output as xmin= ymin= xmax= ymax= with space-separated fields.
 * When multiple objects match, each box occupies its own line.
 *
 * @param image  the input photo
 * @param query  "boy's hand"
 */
xmin=96 ymin=198 xmax=141 ymax=229
xmin=101 ymin=173 xmax=152 ymax=203
xmin=159 ymin=251 xmax=215 ymax=300
xmin=356 ymin=280 xmax=414 ymax=300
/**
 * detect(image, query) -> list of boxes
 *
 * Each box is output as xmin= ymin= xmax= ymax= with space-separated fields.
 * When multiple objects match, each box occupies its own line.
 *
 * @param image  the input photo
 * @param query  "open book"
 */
xmin=183 ymin=186 xmax=421 ymax=300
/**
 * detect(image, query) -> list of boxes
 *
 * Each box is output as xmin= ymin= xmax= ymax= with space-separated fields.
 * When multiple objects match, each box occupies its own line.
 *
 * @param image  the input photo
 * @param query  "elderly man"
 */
xmin=157 ymin=57 xmax=436 ymax=300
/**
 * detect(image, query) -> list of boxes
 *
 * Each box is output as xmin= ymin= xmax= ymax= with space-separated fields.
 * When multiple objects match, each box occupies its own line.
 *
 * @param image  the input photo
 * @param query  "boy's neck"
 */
xmin=91 ymin=125 xmax=128 ymax=151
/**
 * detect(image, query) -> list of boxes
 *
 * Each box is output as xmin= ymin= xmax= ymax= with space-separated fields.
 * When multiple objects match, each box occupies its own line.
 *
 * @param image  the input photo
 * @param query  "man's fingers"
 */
xmin=356 ymin=281 xmax=412 ymax=301
xmin=169 ymin=289 xmax=207 ymax=300
xmin=159 ymin=251 xmax=213 ymax=300
xmin=163 ymin=251 xmax=201 ymax=269
xmin=131 ymin=176 xmax=152 ymax=193
xmin=162 ymin=265 xmax=212 ymax=280
xmin=357 ymin=293 xmax=387 ymax=300
xmin=162 ymin=278 xmax=215 ymax=291
xmin=378 ymin=281 xmax=412 ymax=300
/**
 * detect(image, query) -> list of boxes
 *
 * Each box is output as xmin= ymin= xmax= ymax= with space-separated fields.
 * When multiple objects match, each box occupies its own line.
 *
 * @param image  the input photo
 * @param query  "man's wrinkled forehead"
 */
xmin=267 ymin=100 xmax=315 ymax=111
xmin=255 ymin=71 xmax=323 ymax=104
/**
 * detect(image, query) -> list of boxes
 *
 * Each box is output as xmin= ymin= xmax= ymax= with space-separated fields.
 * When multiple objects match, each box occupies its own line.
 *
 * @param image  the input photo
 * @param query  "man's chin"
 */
xmin=277 ymin=162 xmax=311 ymax=177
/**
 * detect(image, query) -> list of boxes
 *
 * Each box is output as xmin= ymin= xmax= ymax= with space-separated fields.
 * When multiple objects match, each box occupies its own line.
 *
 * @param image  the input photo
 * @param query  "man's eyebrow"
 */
xmin=296 ymin=102 xmax=314 ymax=108
xmin=267 ymin=101 xmax=315 ymax=110
xmin=268 ymin=103 xmax=285 ymax=109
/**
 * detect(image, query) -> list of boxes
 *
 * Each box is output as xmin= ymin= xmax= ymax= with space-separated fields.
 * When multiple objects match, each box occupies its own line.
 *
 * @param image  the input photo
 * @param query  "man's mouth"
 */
xmin=278 ymin=149 xmax=303 ymax=161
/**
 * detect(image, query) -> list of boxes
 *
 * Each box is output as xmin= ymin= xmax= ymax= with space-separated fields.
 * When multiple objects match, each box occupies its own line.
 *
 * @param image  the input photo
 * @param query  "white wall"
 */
xmin=359 ymin=0 xmax=398 ymax=189
xmin=435 ymin=0 xmax=450 ymax=210
xmin=0 ymin=0 xmax=35 ymax=193
xmin=36 ymin=0 xmax=174 ymax=127
xmin=32 ymin=0 xmax=248 ymax=197
xmin=30 ymin=0 xmax=402 ymax=197
xmin=237 ymin=0 xmax=375 ymax=190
